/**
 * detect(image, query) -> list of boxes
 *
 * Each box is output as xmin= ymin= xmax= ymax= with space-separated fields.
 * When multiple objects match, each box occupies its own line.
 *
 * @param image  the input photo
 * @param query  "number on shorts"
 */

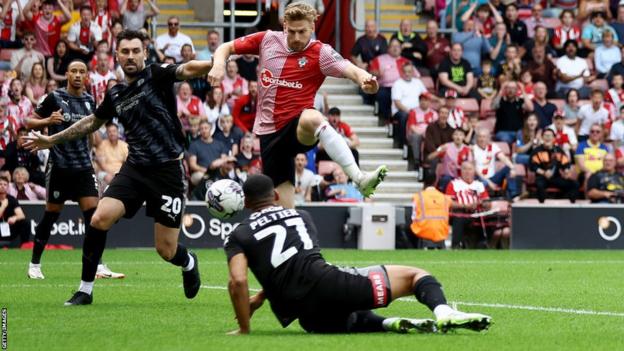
xmin=161 ymin=195 xmax=182 ymax=215
xmin=253 ymin=217 xmax=314 ymax=268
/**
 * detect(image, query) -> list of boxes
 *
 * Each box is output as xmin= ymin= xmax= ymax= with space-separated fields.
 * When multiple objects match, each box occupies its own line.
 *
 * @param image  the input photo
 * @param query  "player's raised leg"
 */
xmin=385 ymin=265 xmax=492 ymax=332
xmin=154 ymin=223 xmax=200 ymax=299
xmin=297 ymin=108 xmax=387 ymax=197
xmin=65 ymin=197 xmax=125 ymax=306
xmin=28 ymin=203 xmax=63 ymax=279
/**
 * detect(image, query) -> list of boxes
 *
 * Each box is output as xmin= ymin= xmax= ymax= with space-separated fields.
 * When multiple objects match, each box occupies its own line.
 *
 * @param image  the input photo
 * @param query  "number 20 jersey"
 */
xmin=225 ymin=206 xmax=334 ymax=304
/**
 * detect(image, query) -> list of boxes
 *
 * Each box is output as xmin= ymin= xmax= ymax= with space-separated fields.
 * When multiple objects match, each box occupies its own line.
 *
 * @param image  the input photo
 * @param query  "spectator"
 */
xmin=94 ymin=122 xmax=128 ymax=186
xmin=492 ymin=80 xmax=533 ymax=144
xmin=24 ymin=0 xmax=71 ymax=57
xmin=9 ymin=167 xmax=46 ymax=200
xmin=204 ymin=86 xmax=230 ymax=130
xmin=446 ymin=161 xmax=490 ymax=249
xmin=504 ymin=3 xmax=528 ymax=46
xmin=350 ymin=19 xmax=387 ymax=71
xmin=369 ymin=38 xmax=410 ymax=124
xmin=191 ymin=155 xmax=241 ymax=201
xmin=140 ymin=28 xmax=160 ymax=65
xmin=390 ymin=19 xmax=427 ymax=72
xmin=325 ymin=168 xmax=364 ymax=203
xmin=46 ymin=39 xmax=70 ymax=86
xmin=67 ymin=5 xmax=103 ymax=62
xmin=423 ymin=20 xmax=450 ymax=77
xmin=185 ymin=117 xmax=200 ymax=145
xmin=231 ymin=79 xmax=257 ymax=133
xmin=460 ymin=1 xmax=503 ymax=38
xmin=316 ymin=107 xmax=359 ymax=165
xmin=445 ymin=90 xmax=467 ymax=130
xmin=176 ymin=81 xmax=207 ymax=132
xmin=155 ymin=15 xmax=193 ymax=63
xmin=406 ymin=93 xmax=439 ymax=173
xmin=579 ymin=0 xmax=612 ymax=22
xmin=514 ymin=113 xmax=543 ymax=166
xmin=109 ymin=19 xmax=123 ymax=53
xmin=89 ymin=40 xmax=114 ymax=71
xmin=524 ymin=3 xmax=545 ymax=38
xmin=294 ymin=153 xmax=315 ymax=205
xmin=438 ymin=43 xmax=479 ymax=99
xmin=520 ymin=26 xmax=556 ymax=64
xmin=427 ymin=128 xmax=472 ymax=192
xmin=529 ymin=128 xmax=578 ymax=203
xmin=93 ymin=0 xmax=113 ymax=43
xmin=423 ymin=106 xmax=455 ymax=183
xmin=473 ymin=128 xmax=519 ymax=199
xmin=214 ymin=114 xmax=243 ymax=156
xmin=452 ymin=19 xmax=492 ymax=76
xmin=606 ymin=73 xmax=624 ymax=112
xmin=532 ymin=82 xmax=557 ymax=128
xmin=4 ymin=78 xmax=33 ymax=130
xmin=495 ymin=44 xmax=522 ymax=84
xmin=391 ymin=62 xmax=428 ymax=148
xmin=464 ymin=114 xmax=479 ymax=145
xmin=236 ymin=134 xmax=260 ymax=176
xmin=576 ymin=123 xmax=610 ymax=182
xmin=595 ymin=30 xmax=621 ymax=77
xmin=525 ymin=45 xmax=557 ymax=94
xmin=552 ymin=10 xmax=582 ymax=55
xmin=196 ymin=29 xmax=219 ymax=61
xmin=547 ymin=113 xmax=578 ymax=159
xmin=121 ymin=0 xmax=159 ymax=31
xmin=555 ymin=40 xmax=594 ymax=98
xmin=24 ymin=62 xmax=47 ymax=106
xmin=610 ymin=105 xmax=624 ymax=147
xmin=0 ymin=0 xmax=24 ymax=48
xmin=586 ymin=153 xmax=624 ymax=203
xmin=187 ymin=120 xmax=230 ymax=186
xmin=2 ymin=128 xmax=43 ymax=186
xmin=611 ymin=4 xmax=624 ymax=42
xmin=577 ymin=89 xmax=609 ymax=141
xmin=607 ymin=46 xmax=624 ymax=84
xmin=563 ymin=88 xmax=581 ymax=126
xmin=582 ymin=10 xmax=618 ymax=51
xmin=488 ymin=22 xmax=511 ymax=72
xmin=477 ymin=60 xmax=498 ymax=100
xmin=179 ymin=43 xmax=194 ymax=63
xmin=0 ymin=176 xmax=27 ymax=248
xmin=10 ymin=32 xmax=45 ymax=80
xmin=89 ymin=52 xmax=116 ymax=106
xmin=236 ymin=54 xmax=258 ymax=82
xmin=221 ymin=60 xmax=248 ymax=110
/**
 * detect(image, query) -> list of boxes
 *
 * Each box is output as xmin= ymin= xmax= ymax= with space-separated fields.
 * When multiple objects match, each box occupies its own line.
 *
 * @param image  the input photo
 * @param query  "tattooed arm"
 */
xmin=22 ymin=114 xmax=107 ymax=151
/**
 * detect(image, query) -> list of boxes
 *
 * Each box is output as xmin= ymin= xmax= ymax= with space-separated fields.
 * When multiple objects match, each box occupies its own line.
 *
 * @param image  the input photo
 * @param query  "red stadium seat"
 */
xmin=477 ymin=117 xmax=496 ymax=134
xmin=495 ymin=142 xmax=511 ymax=156
xmin=590 ymin=79 xmax=609 ymax=91
xmin=456 ymin=98 xmax=479 ymax=115
xmin=514 ymin=164 xmax=526 ymax=177
xmin=318 ymin=161 xmax=338 ymax=176
xmin=549 ymin=99 xmax=565 ymax=111
xmin=542 ymin=17 xmax=561 ymax=29
xmin=480 ymin=99 xmax=495 ymax=119
xmin=0 ymin=49 xmax=15 ymax=62
xmin=421 ymin=76 xmax=435 ymax=92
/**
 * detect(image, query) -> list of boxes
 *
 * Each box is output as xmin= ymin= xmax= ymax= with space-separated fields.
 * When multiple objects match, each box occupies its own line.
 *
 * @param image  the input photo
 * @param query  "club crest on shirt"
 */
xmin=84 ymin=101 xmax=91 ymax=111
xmin=53 ymin=191 xmax=60 ymax=199
xmin=298 ymin=56 xmax=307 ymax=68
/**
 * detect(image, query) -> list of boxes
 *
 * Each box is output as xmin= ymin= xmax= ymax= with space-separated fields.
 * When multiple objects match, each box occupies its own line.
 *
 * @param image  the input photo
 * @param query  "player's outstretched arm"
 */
xmin=228 ymin=253 xmax=251 ymax=335
xmin=343 ymin=62 xmax=379 ymax=94
xmin=22 ymin=114 xmax=107 ymax=151
xmin=175 ymin=60 xmax=213 ymax=80
xmin=207 ymin=42 xmax=236 ymax=87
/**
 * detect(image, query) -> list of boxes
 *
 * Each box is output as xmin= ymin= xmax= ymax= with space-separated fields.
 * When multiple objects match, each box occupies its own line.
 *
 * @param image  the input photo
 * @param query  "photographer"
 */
xmin=587 ymin=153 xmax=624 ymax=203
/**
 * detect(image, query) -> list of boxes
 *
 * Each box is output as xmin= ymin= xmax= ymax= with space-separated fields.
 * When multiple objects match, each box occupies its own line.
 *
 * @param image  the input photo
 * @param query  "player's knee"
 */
xmin=90 ymin=212 xmax=113 ymax=230
xmin=411 ymin=268 xmax=430 ymax=285
xmin=299 ymin=109 xmax=324 ymax=132
xmin=155 ymin=242 xmax=176 ymax=260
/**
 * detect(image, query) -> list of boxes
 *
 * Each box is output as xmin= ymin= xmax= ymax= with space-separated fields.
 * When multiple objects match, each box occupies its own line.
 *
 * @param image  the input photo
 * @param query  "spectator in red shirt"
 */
xmin=427 ymin=128 xmax=472 ymax=192
xmin=423 ymin=20 xmax=450 ymax=78
xmin=176 ymin=81 xmax=207 ymax=132
xmin=406 ymin=93 xmax=438 ymax=173
xmin=24 ymin=0 xmax=71 ymax=57
xmin=552 ymin=10 xmax=581 ymax=56
xmin=232 ymin=80 xmax=257 ymax=133
xmin=316 ymin=107 xmax=359 ymax=166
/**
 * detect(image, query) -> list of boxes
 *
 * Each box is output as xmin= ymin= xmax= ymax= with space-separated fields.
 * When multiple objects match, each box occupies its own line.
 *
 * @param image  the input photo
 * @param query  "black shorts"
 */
xmin=103 ymin=160 xmax=187 ymax=228
xmin=45 ymin=166 xmax=99 ymax=204
xmin=259 ymin=116 xmax=318 ymax=187
xmin=297 ymin=265 xmax=392 ymax=333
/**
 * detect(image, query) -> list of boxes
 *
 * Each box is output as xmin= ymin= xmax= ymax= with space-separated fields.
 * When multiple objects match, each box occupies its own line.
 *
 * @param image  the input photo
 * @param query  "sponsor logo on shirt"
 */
xmin=259 ymin=68 xmax=303 ymax=89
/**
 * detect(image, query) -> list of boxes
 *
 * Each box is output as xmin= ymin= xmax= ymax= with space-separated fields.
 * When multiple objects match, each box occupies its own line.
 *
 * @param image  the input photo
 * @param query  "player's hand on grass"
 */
xmin=48 ymin=109 xmax=64 ymax=125
xmin=361 ymin=74 xmax=379 ymax=94
xmin=22 ymin=131 xmax=54 ymax=152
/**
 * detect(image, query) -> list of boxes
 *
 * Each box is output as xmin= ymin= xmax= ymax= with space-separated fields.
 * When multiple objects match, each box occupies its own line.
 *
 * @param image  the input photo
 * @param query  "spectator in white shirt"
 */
xmin=472 ymin=128 xmax=519 ymax=199
xmin=294 ymin=153 xmax=316 ymax=205
xmin=67 ymin=5 xmax=103 ymax=62
xmin=577 ymin=89 xmax=610 ymax=141
xmin=547 ymin=112 xmax=578 ymax=158
xmin=555 ymin=40 xmax=595 ymax=98
xmin=609 ymin=105 xmax=624 ymax=147
xmin=391 ymin=62 xmax=429 ymax=148
xmin=121 ymin=0 xmax=160 ymax=31
xmin=10 ymin=32 xmax=45 ymax=80
xmin=155 ymin=16 xmax=194 ymax=63
xmin=595 ymin=30 xmax=621 ymax=78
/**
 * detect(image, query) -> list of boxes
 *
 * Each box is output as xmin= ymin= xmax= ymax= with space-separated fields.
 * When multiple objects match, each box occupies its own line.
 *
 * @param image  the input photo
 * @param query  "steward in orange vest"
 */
xmin=410 ymin=187 xmax=451 ymax=242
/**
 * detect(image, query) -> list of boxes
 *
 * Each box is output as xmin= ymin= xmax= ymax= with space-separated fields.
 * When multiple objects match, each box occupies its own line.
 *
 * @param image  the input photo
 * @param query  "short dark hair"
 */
xmin=328 ymin=107 xmax=341 ymax=116
xmin=560 ymin=9 xmax=574 ymax=20
xmin=80 ymin=4 xmax=93 ymax=13
xmin=96 ymin=40 xmax=108 ymax=47
xmin=42 ymin=0 xmax=55 ymax=6
xmin=505 ymin=3 xmax=518 ymax=11
xmin=116 ymin=29 xmax=147 ymax=48
xmin=243 ymin=174 xmax=275 ymax=205
xmin=592 ymin=89 xmax=604 ymax=97
xmin=105 ymin=121 xmax=118 ymax=129
xmin=0 ymin=176 xmax=9 ymax=184
xmin=563 ymin=39 xmax=578 ymax=50
xmin=542 ymin=128 xmax=556 ymax=137
xmin=208 ymin=30 xmax=219 ymax=37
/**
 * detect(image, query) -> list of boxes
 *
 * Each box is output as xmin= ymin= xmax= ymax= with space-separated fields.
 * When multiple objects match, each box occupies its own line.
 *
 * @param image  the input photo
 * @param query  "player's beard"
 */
xmin=122 ymin=61 xmax=143 ymax=78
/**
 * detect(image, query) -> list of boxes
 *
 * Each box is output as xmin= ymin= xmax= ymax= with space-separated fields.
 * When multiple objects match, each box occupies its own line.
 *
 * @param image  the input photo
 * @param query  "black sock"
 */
xmin=168 ymin=244 xmax=190 ymax=267
xmin=31 ymin=211 xmax=60 ymax=264
xmin=81 ymin=225 xmax=108 ymax=282
xmin=81 ymin=209 xmax=103 ymax=265
xmin=346 ymin=310 xmax=386 ymax=333
xmin=413 ymin=275 xmax=448 ymax=311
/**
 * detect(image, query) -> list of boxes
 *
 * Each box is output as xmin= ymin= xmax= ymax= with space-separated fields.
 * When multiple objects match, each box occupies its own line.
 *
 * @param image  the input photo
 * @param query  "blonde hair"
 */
xmin=284 ymin=2 xmax=318 ymax=23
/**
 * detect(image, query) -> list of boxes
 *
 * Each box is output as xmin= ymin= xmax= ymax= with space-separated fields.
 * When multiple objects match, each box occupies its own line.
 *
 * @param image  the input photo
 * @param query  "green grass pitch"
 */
xmin=1 ymin=249 xmax=623 ymax=350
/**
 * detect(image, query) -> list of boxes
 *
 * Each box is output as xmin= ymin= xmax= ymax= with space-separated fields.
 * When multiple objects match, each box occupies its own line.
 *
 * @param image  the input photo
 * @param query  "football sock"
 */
xmin=79 ymin=280 xmax=94 ymax=295
xmin=315 ymin=121 xmax=363 ymax=182
xmin=31 ymin=211 xmax=60 ymax=264
xmin=168 ymin=244 xmax=192 ymax=270
xmin=347 ymin=310 xmax=386 ymax=333
xmin=81 ymin=225 xmax=108 ymax=282
xmin=81 ymin=209 xmax=104 ymax=266
xmin=413 ymin=275 xmax=448 ymax=312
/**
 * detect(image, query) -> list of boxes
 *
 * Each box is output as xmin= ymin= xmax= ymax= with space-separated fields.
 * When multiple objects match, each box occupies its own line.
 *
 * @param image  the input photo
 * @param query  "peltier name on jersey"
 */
xmin=249 ymin=207 xmax=299 ymax=230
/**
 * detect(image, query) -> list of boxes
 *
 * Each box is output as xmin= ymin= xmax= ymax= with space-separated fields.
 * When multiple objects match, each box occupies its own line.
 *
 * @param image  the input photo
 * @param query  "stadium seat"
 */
xmin=421 ymin=76 xmax=435 ymax=92
xmin=477 ymin=117 xmax=496 ymax=134
xmin=456 ymin=98 xmax=479 ymax=116
xmin=495 ymin=142 xmax=511 ymax=156
xmin=0 ymin=48 xmax=15 ymax=62
xmin=590 ymin=79 xmax=609 ymax=91
xmin=549 ymin=99 xmax=565 ymax=111
xmin=480 ymin=99 xmax=495 ymax=119
xmin=514 ymin=164 xmax=526 ymax=177
xmin=318 ymin=160 xmax=338 ymax=176
xmin=542 ymin=17 xmax=561 ymax=29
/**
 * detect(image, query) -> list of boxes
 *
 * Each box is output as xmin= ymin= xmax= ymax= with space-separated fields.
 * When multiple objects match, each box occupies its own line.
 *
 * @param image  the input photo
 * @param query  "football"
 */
xmin=205 ymin=179 xmax=245 ymax=219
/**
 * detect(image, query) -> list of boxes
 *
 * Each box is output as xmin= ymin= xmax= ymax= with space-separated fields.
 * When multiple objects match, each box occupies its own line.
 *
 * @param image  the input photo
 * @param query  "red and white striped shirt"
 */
xmin=0 ymin=115 xmax=18 ymax=150
xmin=445 ymin=178 xmax=489 ymax=206
xmin=32 ymin=13 xmax=63 ymax=57
xmin=552 ymin=26 xmax=581 ymax=48
xmin=448 ymin=107 xmax=466 ymax=130
xmin=95 ymin=9 xmax=111 ymax=41
xmin=0 ymin=2 xmax=18 ymax=42
xmin=89 ymin=70 xmax=116 ymax=106
xmin=407 ymin=107 xmax=438 ymax=137
xmin=4 ymin=97 xmax=32 ymax=130
xmin=233 ymin=30 xmax=349 ymax=135
xmin=177 ymin=95 xmax=206 ymax=130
